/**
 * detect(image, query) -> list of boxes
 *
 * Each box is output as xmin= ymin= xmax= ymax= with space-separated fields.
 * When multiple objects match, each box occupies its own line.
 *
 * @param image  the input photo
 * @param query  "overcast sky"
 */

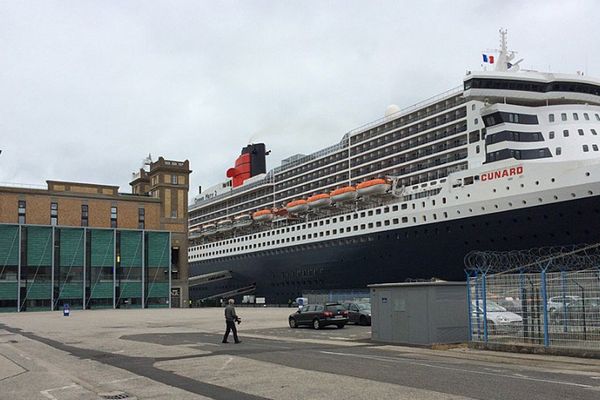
xmin=1 ymin=1 xmax=599 ymax=202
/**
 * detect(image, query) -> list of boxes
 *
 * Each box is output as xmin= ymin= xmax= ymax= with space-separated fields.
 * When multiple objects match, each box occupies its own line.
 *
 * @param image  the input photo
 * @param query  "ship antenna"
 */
xmin=493 ymin=28 xmax=521 ymax=72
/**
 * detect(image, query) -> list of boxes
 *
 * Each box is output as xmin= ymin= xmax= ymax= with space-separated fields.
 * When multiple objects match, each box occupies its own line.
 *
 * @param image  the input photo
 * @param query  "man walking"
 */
xmin=222 ymin=298 xmax=241 ymax=344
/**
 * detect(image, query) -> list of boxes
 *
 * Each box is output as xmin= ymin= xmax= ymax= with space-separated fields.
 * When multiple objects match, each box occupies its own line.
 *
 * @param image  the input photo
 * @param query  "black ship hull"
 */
xmin=190 ymin=195 xmax=600 ymax=304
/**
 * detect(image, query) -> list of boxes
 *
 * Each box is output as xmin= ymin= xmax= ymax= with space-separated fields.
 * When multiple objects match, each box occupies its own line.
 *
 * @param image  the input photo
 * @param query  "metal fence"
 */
xmin=465 ymin=245 xmax=600 ymax=351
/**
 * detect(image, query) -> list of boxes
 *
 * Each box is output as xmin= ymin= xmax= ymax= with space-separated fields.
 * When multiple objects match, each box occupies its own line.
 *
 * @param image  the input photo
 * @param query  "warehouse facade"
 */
xmin=0 ymin=156 xmax=191 ymax=311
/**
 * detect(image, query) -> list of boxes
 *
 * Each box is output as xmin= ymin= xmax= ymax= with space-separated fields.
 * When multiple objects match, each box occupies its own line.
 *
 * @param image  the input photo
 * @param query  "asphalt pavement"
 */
xmin=1 ymin=308 xmax=600 ymax=400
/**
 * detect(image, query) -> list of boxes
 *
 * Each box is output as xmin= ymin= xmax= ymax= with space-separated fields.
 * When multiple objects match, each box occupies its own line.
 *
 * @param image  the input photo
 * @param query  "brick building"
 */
xmin=0 ymin=157 xmax=191 ymax=311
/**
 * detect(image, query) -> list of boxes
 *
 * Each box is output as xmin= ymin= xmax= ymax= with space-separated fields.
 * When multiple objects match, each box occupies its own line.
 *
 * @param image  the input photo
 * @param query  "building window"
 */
xmin=171 ymin=175 xmax=178 ymax=185
xmin=138 ymin=207 xmax=145 ymax=229
xmin=81 ymin=204 xmax=89 ymax=227
xmin=171 ymin=209 xmax=177 ymax=218
xmin=50 ymin=202 xmax=58 ymax=226
xmin=110 ymin=206 xmax=117 ymax=228
xmin=18 ymin=200 xmax=26 ymax=224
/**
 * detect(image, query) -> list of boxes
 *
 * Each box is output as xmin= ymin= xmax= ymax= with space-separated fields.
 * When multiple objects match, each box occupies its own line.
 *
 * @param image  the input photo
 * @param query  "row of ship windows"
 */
xmin=192 ymin=187 xmax=592 ymax=260
xmin=193 ymin=121 xmax=469 ymax=221
xmin=548 ymin=128 xmax=598 ymax=138
xmin=349 ymin=95 xmax=466 ymax=146
xmin=276 ymin=106 xmax=467 ymax=183
xmin=192 ymin=172 xmax=582 ymax=256
xmin=555 ymin=145 xmax=600 ymax=155
xmin=191 ymin=161 xmax=467 ymax=228
xmin=548 ymin=112 xmax=600 ymax=123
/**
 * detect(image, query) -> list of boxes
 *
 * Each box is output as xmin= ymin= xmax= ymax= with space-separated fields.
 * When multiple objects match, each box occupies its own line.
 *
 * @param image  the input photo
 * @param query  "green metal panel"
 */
xmin=120 ymin=282 xmax=142 ymax=298
xmin=25 ymin=283 xmax=52 ymax=300
xmin=26 ymin=227 xmax=52 ymax=266
xmin=147 ymin=282 xmax=169 ymax=298
xmin=89 ymin=282 xmax=113 ymax=299
xmin=57 ymin=283 xmax=83 ymax=299
xmin=147 ymin=232 xmax=169 ymax=267
xmin=120 ymin=231 xmax=142 ymax=267
xmin=0 ymin=225 xmax=19 ymax=267
xmin=59 ymin=228 xmax=84 ymax=267
xmin=0 ymin=282 xmax=17 ymax=300
xmin=91 ymin=230 xmax=114 ymax=267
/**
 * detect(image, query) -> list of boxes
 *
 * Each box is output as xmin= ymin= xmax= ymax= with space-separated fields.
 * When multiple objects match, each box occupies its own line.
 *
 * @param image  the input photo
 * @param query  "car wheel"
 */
xmin=312 ymin=319 xmax=321 ymax=330
xmin=336 ymin=323 xmax=345 ymax=329
xmin=486 ymin=320 xmax=496 ymax=335
xmin=289 ymin=318 xmax=297 ymax=328
xmin=359 ymin=316 xmax=368 ymax=326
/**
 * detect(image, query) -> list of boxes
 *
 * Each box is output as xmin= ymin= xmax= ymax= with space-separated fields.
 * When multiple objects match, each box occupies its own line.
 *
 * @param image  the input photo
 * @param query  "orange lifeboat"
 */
xmin=286 ymin=199 xmax=309 ymax=214
xmin=252 ymin=209 xmax=274 ymax=222
xmin=307 ymin=193 xmax=331 ymax=208
xmin=356 ymin=178 xmax=391 ymax=196
xmin=330 ymin=186 xmax=357 ymax=203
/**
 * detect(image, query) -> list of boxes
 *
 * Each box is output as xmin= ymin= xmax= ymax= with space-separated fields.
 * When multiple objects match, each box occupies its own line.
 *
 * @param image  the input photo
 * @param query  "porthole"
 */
xmin=506 ymin=186 xmax=510 ymax=191
xmin=588 ymin=191 xmax=593 ymax=195
xmin=535 ymin=181 xmax=540 ymax=185
xmin=538 ymin=198 xmax=543 ymax=202
xmin=457 ymin=210 xmax=461 ymax=214
xmin=508 ymin=202 xmax=513 ymax=207
xmin=571 ymin=193 xmax=576 ymax=198
xmin=481 ymin=206 xmax=485 ymax=211
xmin=494 ymin=204 xmax=499 ymax=209
xmin=551 ymin=178 xmax=556 ymax=182
xmin=469 ymin=208 xmax=473 ymax=212
xmin=467 ymin=193 xmax=471 ymax=197
xmin=586 ymin=172 xmax=590 ymax=177
xmin=554 ymin=195 xmax=558 ymax=200
xmin=522 ymin=200 xmax=527 ymax=204
xmin=493 ymin=189 xmax=497 ymax=193
xmin=520 ymin=184 xmax=524 ymax=188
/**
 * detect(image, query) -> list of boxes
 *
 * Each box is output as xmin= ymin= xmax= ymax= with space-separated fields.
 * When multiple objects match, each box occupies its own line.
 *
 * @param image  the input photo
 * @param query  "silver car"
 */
xmin=472 ymin=300 xmax=522 ymax=334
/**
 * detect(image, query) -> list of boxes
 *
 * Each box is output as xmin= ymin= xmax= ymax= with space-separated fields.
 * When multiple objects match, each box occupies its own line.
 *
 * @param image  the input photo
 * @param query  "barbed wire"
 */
xmin=464 ymin=242 xmax=600 ymax=275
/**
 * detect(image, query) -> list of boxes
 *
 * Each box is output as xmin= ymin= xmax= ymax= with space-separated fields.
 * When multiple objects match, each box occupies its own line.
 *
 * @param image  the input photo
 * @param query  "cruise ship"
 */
xmin=188 ymin=30 xmax=600 ymax=303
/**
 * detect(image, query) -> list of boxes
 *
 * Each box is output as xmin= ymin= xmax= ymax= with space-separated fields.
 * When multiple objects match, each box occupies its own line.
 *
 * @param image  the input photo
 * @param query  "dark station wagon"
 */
xmin=288 ymin=303 xmax=349 ymax=329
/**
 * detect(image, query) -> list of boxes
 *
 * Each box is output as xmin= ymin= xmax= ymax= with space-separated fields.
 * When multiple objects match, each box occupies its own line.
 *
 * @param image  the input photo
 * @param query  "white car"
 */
xmin=472 ymin=300 xmax=523 ymax=334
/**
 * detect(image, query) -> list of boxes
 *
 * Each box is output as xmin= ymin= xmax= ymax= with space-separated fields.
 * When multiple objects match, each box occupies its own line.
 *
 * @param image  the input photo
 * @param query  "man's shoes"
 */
xmin=222 ymin=341 xmax=229 ymax=343
xmin=235 ymin=341 xmax=241 ymax=344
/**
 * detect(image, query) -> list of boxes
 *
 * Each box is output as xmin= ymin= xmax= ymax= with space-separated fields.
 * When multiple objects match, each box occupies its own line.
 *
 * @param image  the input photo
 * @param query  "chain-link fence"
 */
xmin=466 ymin=245 xmax=600 ymax=351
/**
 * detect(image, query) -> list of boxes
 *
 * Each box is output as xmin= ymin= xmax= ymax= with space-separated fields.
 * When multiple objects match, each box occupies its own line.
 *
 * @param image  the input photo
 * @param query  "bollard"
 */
xmin=63 ymin=303 xmax=70 ymax=317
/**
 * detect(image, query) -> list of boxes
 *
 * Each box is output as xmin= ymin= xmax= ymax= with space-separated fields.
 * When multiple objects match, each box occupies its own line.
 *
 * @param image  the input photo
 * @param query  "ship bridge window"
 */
xmin=486 ymin=148 xmax=552 ymax=162
xmin=549 ymin=114 xmax=555 ymax=122
xmin=486 ymin=130 xmax=544 ymax=145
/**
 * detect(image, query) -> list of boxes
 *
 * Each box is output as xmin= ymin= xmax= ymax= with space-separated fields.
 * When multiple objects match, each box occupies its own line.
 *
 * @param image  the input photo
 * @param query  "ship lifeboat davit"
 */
xmin=330 ymin=186 xmax=357 ymax=203
xmin=286 ymin=199 xmax=309 ymax=214
xmin=307 ymin=193 xmax=332 ymax=208
xmin=253 ymin=209 xmax=274 ymax=222
xmin=201 ymin=223 xmax=217 ymax=236
xmin=233 ymin=214 xmax=253 ymax=228
xmin=216 ymin=219 xmax=233 ymax=233
xmin=356 ymin=178 xmax=391 ymax=197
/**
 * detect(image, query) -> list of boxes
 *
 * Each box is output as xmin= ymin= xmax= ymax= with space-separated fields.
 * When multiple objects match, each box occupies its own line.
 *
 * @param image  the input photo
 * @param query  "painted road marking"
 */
xmin=320 ymin=351 xmax=598 ymax=389
xmin=40 ymin=383 xmax=80 ymax=400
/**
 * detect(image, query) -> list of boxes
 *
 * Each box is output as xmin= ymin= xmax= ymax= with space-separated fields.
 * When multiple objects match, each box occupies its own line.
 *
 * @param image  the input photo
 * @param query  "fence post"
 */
xmin=560 ymin=270 xmax=568 ymax=333
xmin=466 ymin=271 xmax=473 ymax=342
xmin=474 ymin=270 xmax=481 ymax=340
xmin=482 ymin=272 xmax=488 ymax=343
xmin=540 ymin=268 xmax=550 ymax=348
xmin=519 ymin=270 xmax=526 ymax=340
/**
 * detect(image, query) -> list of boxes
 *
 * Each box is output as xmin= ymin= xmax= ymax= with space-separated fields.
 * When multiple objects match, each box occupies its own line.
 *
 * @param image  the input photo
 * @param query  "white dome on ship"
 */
xmin=385 ymin=104 xmax=401 ymax=117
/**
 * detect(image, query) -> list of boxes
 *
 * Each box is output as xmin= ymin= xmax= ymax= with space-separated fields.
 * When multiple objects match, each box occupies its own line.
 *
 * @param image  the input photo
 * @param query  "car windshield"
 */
xmin=357 ymin=303 xmax=370 ymax=310
xmin=473 ymin=300 xmax=506 ymax=312
xmin=326 ymin=304 xmax=345 ymax=312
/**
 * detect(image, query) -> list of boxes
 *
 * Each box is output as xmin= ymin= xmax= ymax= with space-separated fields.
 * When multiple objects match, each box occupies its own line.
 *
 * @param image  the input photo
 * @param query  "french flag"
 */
xmin=482 ymin=54 xmax=495 ymax=64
